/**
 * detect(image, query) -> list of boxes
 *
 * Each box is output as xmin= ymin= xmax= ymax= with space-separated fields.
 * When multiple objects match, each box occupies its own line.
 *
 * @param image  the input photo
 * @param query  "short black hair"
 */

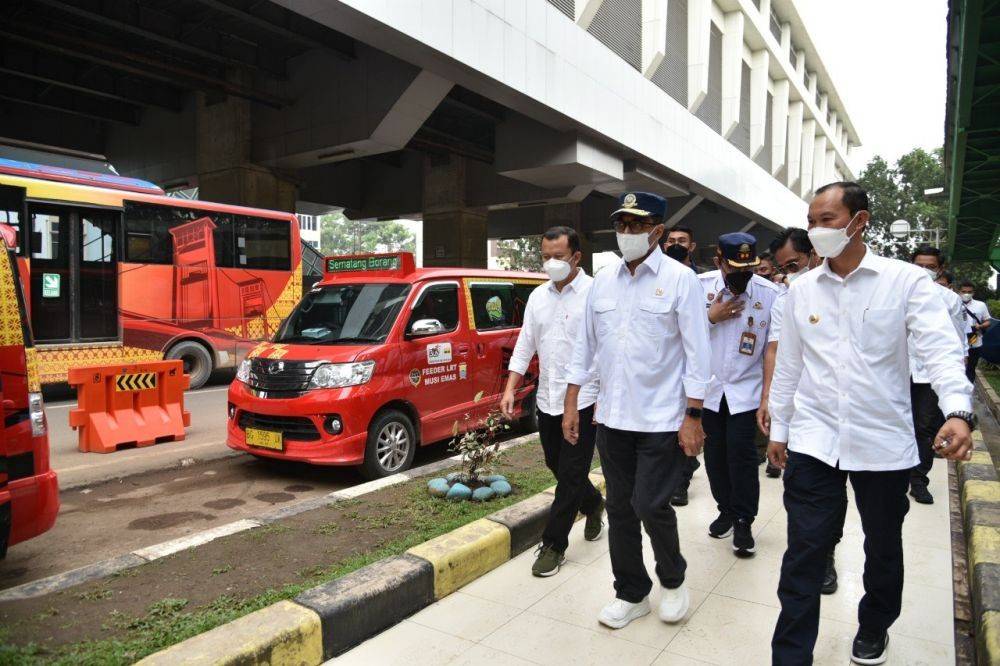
xmin=814 ymin=181 xmax=870 ymax=216
xmin=960 ymin=280 xmax=976 ymax=290
xmin=669 ymin=224 xmax=694 ymax=240
xmin=910 ymin=245 xmax=943 ymax=265
xmin=769 ymin=227 xmax=813 ymax=255
xmin=939 ymin=271 xmax=955 ymax=285
xmin=759 ymin=251 xmax=774 ymax=262
xmin=542 ymin=225 xmax=580 ymax=253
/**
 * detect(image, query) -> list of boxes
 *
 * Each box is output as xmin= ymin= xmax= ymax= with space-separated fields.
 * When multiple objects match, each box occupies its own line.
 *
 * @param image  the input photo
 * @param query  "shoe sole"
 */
xmin=598 ymin=604 xmax=650 ymax=629
xmin=733 ymin=544 xmax=756 ymax=556
xmin=821 ymin=582 xmax=838 ymax=595
xmin=671 ymin=499 xmax=688 ymax=506
xmin=851 ymin=636 xmax=889 ymax=665
xmin=709 ymin=527 xmax=733 ymax=539
xmin=910 ymin=493 xmax=934 ymax=505
xmin=658 ymin=593 xmax=690 ymax=623
xmin=585 ymin=523 xmax=604 ymax=541
xmin=532 ymin=556 xmax=566 ymax=578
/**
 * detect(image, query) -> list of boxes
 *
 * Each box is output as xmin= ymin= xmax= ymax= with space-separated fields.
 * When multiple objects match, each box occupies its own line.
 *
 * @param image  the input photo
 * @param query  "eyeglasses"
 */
xmin=612 ymin=217 xmax=656 ymax=234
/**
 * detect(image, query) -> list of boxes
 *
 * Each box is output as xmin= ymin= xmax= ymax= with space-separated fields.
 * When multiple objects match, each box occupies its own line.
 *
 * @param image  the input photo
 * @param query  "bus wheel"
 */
xmin=361 ymin=410 xmax=416 ymax=480
xmin=166 ymin=341 xmax=214 ymax=390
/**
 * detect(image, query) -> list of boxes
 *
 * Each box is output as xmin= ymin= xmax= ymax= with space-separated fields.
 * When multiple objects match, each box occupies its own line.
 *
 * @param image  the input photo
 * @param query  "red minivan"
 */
xmin=226 ymin=253 xmax=543 ymax=478
xmin=0 ymin=223 xmax=59 ymax=557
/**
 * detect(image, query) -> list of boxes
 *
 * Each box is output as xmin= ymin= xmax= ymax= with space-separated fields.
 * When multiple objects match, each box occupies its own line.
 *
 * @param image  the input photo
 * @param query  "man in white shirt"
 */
xmin=958 ymin=280 xmax=992 ymax=382
xmin=909 ymin=246 xmax=969 ymax=505
xmin=501 ymin=226 xmax=604 ymax=578
xmin=767 ymin=182 xmax=974 ymax=665
xmin=563 ymin=192 xmax=711 ymax=631
xmin=699 ymin=233 xmax=782 ymax=557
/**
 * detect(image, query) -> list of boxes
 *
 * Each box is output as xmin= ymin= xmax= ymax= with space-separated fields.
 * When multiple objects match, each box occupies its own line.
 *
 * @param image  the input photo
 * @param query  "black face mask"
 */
xmin=665 ymin=243 xmax=690 ymax=264
xmin=724 ymin=270 xmax=753 ymax=295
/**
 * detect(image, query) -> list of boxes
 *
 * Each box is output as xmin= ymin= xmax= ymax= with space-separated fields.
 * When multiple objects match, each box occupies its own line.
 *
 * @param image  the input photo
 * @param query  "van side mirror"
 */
xmin=408 ymin=318 xmax=445 ymax=338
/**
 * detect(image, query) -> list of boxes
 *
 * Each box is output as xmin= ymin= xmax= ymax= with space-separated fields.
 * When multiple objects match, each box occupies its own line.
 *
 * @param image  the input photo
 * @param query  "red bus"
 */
xmin=0 ymin=150 xmax=304 ymax=389
xmin=0 ymin=222 xmax=58 ymax=556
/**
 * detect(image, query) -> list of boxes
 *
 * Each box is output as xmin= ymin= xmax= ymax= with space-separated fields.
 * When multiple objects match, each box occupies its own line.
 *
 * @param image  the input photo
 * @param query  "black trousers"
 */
xmin=703 ymin=395 xmax=760 ymax=522
xmin=772 ymin=451 xmax=910 ymax=665
xmin=910 ymin=381 xmax=943 ymax=489
xmin=677 ymin=455 xmax=701 ymax=492
xmin=596 ymin=425 xmax=687 ymax=602
xmin=538 ymin=405 xmax=602 ymax=553
xmin=966 ymin=346 xmax=981 ymax=383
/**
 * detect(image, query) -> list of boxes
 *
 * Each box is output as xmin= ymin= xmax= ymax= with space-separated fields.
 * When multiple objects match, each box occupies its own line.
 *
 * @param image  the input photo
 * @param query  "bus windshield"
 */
xmin=276 ymin=283 xmax=410 ymax=345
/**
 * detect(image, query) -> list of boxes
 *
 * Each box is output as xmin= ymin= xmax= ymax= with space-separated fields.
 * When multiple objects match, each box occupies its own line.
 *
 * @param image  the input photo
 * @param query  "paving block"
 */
xmin=970 ymin=525 xmax=1000 ymax=570
xmin=407 ymin=518 xmax=511 ymax=599
xmin=978 ymin=609 xmax=1000 ymax=666
xmin=963 ymin=480 xmax=1000 ymax=507
xmin=295 ymin=554 xmax=434 ymax=658
xmin=135 ymin=600 xmax=322 ymax=666
xmin=486 ymin=492 xmax=552 ymax=556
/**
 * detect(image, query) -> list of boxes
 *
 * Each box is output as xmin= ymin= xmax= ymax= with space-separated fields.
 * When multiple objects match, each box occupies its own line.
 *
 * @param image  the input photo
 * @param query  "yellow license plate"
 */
xmin=245 ymin=427 xmax=283 ymax=451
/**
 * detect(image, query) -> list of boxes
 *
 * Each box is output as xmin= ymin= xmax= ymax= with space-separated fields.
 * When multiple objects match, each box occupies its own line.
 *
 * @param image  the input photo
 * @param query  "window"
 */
xmin=236 ymin=216 xmax=291 ymax=270
xmin=469 ymin=282 xmax=519 ymax=330
xmin=276 ymin=283 xmax=410 ymax=344
xmin=409 ymin=284 xmax=459 ymax=333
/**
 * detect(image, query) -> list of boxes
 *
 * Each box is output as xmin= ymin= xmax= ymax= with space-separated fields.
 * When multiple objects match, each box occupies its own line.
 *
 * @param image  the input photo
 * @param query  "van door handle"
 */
xmin=455 ymin=344 xmax=470 ymax=355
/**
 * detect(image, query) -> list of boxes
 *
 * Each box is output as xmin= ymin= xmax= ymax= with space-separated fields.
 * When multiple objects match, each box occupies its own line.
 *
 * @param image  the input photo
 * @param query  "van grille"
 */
xmin=237 ymin=411 xmax=320 ymax=441
xmin=245 ymin=358 xmax=324 ymax=393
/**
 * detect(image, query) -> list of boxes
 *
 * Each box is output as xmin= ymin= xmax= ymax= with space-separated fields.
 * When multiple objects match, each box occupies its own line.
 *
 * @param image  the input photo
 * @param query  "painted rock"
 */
xmin=482 ymin=474 xmax=507 ymax=484
xmin=446 ymin=483 xmax=472 ymax=501
xmin=472 ymin=487 xmax=496 ymax=502
xmin=490 ymin=480 xmax=512 ymax=497
xmin=427 ymin=478 xmax=450 ymax=497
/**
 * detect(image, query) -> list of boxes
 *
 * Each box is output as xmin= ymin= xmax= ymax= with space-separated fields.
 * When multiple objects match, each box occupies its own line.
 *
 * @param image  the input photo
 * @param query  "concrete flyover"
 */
xmin=3 ymin=0 xmax=861 ymax=269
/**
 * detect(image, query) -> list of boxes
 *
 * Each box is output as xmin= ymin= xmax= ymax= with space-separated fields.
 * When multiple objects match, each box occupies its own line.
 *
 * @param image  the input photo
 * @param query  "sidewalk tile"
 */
xmin=481 ymin=611 xmax=661 ymax=665
xmin=667 ymin=594 xmax=781 ymax=664
xmin=461 ymin=547 xmax=583 ymax=609
xmin=408 ymin=591 xmax=521 ymax=642
xmin=651 ymin=652 xmax=715 ymax=665
xmin=445 ymin=643 xmax=539 ymax=665
xmin=330 ymin=621 xmax=475 ymax=665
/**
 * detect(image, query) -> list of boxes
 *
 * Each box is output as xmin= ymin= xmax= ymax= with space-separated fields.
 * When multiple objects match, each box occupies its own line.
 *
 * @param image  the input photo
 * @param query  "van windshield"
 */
xmin=275 ymin=283 xmax=410 ymax=345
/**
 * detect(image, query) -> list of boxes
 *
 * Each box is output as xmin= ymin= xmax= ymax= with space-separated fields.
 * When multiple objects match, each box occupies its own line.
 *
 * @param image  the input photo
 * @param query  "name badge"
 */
xmin=739 ymin=331 xmax=757 ymax=356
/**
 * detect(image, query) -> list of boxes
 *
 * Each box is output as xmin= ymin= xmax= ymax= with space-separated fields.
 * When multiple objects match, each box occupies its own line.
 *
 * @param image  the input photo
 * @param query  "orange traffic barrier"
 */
xmin=68 ymin=360 xmax=191 ymax=453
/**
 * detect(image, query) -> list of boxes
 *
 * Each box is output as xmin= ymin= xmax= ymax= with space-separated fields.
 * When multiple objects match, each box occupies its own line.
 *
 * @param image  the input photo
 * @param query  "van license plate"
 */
xmin=246 ymin=428 xmax=283 ymax=451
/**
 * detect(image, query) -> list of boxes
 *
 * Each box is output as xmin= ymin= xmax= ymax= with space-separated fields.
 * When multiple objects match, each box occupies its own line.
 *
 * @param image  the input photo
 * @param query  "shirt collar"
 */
xmin=548 ymin=268 xmax=588 ymax=294
xmin=818 ymin=245 xmax=881 ymax=282
xmin=617 ymin=249 xmax=663 ymax=277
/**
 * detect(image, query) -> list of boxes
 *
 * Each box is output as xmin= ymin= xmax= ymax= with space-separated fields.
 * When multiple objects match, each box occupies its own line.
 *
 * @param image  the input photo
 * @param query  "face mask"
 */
xmin=724 ymin=270 xmax=753 ymax=294
xmin=962 ymin=293 xmax=973 ymax=303
xmin=617 ymin=231 xmax=654 ymax=262
xmin=921 ymin=267 xmax=939 ymax=281
xmin=543 ymin=258 xmax=572 ymax=282
xmin=665 ymin=243 xmax=689 ymax=263
xmin=786 ymin=267 xmax=808 ymax=284
xmin=808 ymin=213 xmax=862 ymax=258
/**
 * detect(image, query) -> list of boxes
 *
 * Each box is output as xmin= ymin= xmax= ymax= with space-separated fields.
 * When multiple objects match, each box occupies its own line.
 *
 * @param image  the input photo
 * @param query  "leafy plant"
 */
xmin=450 ymin=391 xmax=510 ymax=484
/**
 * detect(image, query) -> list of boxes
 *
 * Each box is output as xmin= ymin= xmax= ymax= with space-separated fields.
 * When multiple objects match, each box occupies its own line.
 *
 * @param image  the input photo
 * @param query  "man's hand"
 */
xmin=678 ymin=415 xmax=705 ymax=457
xmin=562 ymin=407 xmax=580 ymax=445
xmin=767 ymin=441 xmax=788 ymax=469
xmin=500 ymin=390 xmax=517 ymax=420
xmin=934 ymin=418 xmax=974 ymax=461
xmin=707 ymin=293 xmax=746 ymax=324
xmin=756 ymin=398 xmax=771 ymax=436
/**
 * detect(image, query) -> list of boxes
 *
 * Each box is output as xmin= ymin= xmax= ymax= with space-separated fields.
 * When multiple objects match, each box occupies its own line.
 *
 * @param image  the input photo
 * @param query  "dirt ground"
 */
xmin=0 ymin=442 xmax=547 ymax=656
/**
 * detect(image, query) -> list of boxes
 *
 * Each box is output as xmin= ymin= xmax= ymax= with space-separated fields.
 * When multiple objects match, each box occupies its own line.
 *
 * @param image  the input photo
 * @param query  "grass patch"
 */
xmin=983 ymin=368 xmax=1000 ymax=396
xmin=0 ymin=451 xmax=554 ymax=666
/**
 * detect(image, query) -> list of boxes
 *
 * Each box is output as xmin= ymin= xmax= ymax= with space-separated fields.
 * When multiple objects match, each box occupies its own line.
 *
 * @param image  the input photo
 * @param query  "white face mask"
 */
xmin=543 ymin=258 xmax=572 ymax=282
xmin=962 ymin=293 xmax=973 ymax=303
xmin=616 ymin=231 xmax=655 ymax=262
xmin=808 ymin=213 xmax=863 ymax=259
xmin=786 ymin=267 xmax=808 ymax=284
xmin=921 ymin=267 xmax=938 ymax=281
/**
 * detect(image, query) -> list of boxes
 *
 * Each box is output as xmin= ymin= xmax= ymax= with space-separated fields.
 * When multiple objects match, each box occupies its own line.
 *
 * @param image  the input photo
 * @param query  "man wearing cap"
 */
xmin=564 ymin=191 xmax=712 ymax=630
xmin=699 ymin=233 xmax=781 ymax=557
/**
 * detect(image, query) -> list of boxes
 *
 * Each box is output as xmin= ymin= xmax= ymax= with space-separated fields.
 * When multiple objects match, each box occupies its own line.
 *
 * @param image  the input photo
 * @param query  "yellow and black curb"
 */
xmin=137 ymin=471 xmax=606 ymax=665
xmin=957 ymin=424 xmax=1000 ymax=666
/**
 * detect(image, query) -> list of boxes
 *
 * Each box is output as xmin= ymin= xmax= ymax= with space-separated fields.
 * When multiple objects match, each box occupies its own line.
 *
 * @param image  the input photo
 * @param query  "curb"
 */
xmin=0 ymin=433 xmax=539 ymax=602
xmin=139 ymin=468 xmax=604 ymax=663
xmin=957 ymin=416 xmax=1000 ymax=665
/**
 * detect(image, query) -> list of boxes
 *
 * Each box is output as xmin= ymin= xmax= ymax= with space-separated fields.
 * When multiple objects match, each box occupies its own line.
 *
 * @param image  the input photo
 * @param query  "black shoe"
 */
xmin=766 ymin=462 xmax=781 ymax=478
xmin=851 ymin=628 xmax=889 ymax=665
xmin=732 ymin=518 xmax=755 ymax=557
xmin=821 ymin=552 xmax=838 ymax=594
xmin=909 ymin=484 xmax=933 ymax=504
xmin=708 ymin=513 xmax=733 ymax=539
xmin=671 ymin=487 xmax=689 ymax=506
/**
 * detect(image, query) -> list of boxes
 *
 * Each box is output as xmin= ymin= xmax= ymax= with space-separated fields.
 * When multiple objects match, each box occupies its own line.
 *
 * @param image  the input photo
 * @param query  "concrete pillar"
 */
xmin=811 ymin=134 xmax=827 ymax=197
xmin=749 ymin=51 xmax=769 ymax=158
xmin=642 ymin=0 xmax=668 ymax=77
xmin=819 ymin=93 xmax=829 ymax=119
xmin=780 ymin=24 xmax=791 ymax=57
xmin=544 ymin=203 xmax=593 ymax=274
xmin=195 ymin=70 xmax=297 ymax=212
xmin=687 ymin=0 xmax=712 ymax=112
xmin=759 ymin=0 xmax=772 ymax=21
xmin=786 ymin=100 xmax=804 ymax=189
xmin=825 ymin=149 xmax=837 ymax=186
xmin=799 ymin=118 xmax=816 ymax=198
xmin=771 ymin=79 xmax=790 ymax=177
xmin=720 ymin=12 xmax=744 ymax=139
xmin=422 ymin=154 xmax=487 ymax=268
xmin=794 ymin=50 xmax=806 ymax=81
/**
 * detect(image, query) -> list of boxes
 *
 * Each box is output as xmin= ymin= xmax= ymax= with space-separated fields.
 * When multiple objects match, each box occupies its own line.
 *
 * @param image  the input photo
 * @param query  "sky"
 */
xmin=795 ymin=0 xmax=949 ymax=175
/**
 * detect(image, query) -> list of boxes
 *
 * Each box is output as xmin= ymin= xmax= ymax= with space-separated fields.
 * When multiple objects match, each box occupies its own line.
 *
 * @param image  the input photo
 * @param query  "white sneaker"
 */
xmin=598 ymin=597 xmax=650 ymax=629
xmin=658 ymin=583 xmax=690 ymax=623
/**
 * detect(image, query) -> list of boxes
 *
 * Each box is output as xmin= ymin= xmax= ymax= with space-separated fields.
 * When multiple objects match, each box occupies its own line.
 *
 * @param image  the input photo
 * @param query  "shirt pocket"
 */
xmin=637 ymin=297 xmax=677 ymax=342
xmin=858 ymin=307 xmax=902 ymax=357
xmin=593 ymin=298 xmax=618 ymax=338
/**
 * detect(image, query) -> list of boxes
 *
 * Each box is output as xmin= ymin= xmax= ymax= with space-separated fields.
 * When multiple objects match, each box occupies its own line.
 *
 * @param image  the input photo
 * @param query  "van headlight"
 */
xmin=29 ymin=392 xmax=46 ymax=437
xmin=309 ymin=361 xmax=375 ymax=389
xmin=237 ymin=358 xmax=251 ymax=383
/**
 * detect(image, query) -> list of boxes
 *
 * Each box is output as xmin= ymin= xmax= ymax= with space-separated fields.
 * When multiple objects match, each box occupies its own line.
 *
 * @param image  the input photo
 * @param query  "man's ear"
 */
xmin=690 ymin=241 xmax=697 ymax=252
xmin=713 ymin=256 xmax=722 ymax=270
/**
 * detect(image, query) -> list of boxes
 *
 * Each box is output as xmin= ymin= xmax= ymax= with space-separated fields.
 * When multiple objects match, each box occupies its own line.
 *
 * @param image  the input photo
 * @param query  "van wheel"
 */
xmin=166 ymin=341 xmax=213 ymax=390
xmin=361 ymin=410 xmax=416 ymax=480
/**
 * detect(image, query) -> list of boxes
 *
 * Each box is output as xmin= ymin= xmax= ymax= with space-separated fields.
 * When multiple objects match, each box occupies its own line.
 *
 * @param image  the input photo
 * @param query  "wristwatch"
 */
xmin=946 ymin=410 xmax=978 ymax=431
xmin=685 ymin=407 xmax=703 ymax=419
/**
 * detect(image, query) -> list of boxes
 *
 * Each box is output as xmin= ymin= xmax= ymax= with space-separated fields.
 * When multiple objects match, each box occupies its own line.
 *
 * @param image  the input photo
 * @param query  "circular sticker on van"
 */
xmin=409 ymin=369 xmax=421 ymax=386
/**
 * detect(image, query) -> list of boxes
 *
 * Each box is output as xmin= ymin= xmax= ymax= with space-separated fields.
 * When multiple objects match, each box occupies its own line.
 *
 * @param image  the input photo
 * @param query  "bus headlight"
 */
xmin=237 ymin=359 xmax=251 ymax=383
xmin=29 ymin=392 xmax=46 ymax=437
xmin=309 ymin=361 xmax=375 ymax=389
